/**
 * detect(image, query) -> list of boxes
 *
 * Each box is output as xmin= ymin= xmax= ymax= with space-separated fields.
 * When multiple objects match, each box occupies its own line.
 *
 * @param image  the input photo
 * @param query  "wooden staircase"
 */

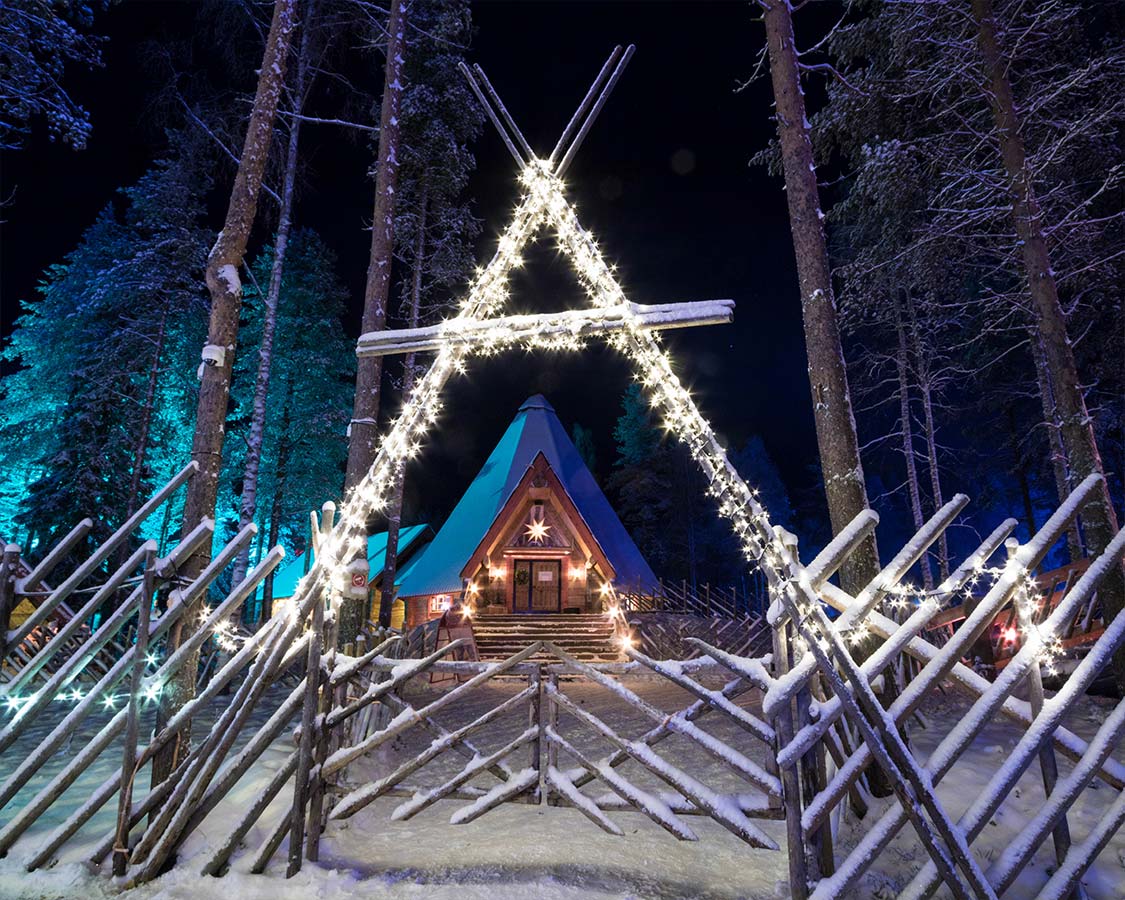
xmin=471 ymin=613 xmax=622 ymax=663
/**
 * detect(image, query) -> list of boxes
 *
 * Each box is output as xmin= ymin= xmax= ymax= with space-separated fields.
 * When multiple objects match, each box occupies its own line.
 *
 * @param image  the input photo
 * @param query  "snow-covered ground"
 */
xmin=1 ymin=674 xmax=1123 ymax=899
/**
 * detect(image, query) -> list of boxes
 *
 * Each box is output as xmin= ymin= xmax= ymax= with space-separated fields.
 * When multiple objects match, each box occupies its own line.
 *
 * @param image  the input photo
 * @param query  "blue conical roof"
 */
xmin=396 ymin=395 xmax=658 ymax=597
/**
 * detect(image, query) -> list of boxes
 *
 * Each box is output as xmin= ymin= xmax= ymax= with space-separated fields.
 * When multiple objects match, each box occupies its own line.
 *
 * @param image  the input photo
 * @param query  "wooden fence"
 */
xmin=1 ymin=467 xmax=1124 ymax=899
xmin=617 ymin=575 xmax=768 ymax=619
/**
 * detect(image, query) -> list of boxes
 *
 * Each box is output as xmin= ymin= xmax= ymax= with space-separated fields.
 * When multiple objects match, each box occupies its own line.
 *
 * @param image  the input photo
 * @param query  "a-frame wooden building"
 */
xmin=395 ymin=394 xmax=657 ymax=628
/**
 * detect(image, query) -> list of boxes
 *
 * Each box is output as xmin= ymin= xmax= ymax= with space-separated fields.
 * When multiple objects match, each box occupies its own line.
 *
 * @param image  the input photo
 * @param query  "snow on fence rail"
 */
xmin=1 ymin=469 xmax=1124 ymax=897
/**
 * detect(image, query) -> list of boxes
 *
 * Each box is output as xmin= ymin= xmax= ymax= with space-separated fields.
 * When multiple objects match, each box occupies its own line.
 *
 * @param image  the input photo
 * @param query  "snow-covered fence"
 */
xmin=2 ymin=468 xmax=1124 ymax=898
xmin=768 ymin=474 xmax=1125 ymax=899
xmin=0 ymin=462 xmax=294 ymax=877
xmin=247 ymin=631 xmax=785 ymax=880
xmin=617 ymin=575 xmax=767 ymax=619
xmin=624 ymin=609 xmax=770 ymax=660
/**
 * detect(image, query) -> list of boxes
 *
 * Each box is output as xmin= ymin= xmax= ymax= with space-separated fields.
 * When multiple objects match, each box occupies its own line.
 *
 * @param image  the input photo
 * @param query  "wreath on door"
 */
xmin=515 ymin=568 xmax=530 ymax=586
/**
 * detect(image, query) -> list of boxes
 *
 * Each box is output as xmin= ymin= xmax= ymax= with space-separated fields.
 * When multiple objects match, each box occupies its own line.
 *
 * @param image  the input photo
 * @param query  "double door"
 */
xmin=513 ymin=559 xmax=561 ymax=612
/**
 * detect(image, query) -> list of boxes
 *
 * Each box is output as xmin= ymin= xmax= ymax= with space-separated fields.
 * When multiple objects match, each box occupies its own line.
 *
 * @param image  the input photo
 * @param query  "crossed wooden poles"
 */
xmin=3 ymin=44 xmax=1125 ymax=899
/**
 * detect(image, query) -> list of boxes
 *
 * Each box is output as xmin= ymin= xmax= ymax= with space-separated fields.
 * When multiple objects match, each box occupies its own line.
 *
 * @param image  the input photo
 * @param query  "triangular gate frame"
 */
xmin=274 ymin=48 xmax=1003 ymax=897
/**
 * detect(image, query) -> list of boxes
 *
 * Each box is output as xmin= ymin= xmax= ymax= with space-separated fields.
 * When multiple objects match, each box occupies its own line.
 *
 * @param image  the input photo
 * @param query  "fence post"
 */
xmin=1009 ymin=540 xmax=1078 ymax=890
xmin=546 ymin=672 xmax=559 ymax=806
xmin=771 ymin=616 xmax=809 ymax=899
xmin=112 ymin=544 xmax=156 ymax=877
xmin=0 ymin=544 xmax=19 ymax=659
xmin=531 ymin=664 xmax=543 ymax=805
xmin=287 ymin=586 xmax=325 ymax=877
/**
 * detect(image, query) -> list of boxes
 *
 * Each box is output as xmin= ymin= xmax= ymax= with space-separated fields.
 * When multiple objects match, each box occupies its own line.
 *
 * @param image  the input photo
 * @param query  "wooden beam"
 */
xmin=356 ymin=299 xmax=735 ymax=359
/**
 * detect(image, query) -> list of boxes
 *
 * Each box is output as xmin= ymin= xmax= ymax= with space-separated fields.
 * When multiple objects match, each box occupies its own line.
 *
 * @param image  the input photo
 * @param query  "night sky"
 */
xmin=0 ymin=1 xmax=828 ymax=527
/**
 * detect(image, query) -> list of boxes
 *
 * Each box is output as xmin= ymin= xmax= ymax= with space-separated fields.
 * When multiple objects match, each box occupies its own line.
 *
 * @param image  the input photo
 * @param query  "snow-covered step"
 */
xmin=471 ymin=614 xmax=624 ymax=662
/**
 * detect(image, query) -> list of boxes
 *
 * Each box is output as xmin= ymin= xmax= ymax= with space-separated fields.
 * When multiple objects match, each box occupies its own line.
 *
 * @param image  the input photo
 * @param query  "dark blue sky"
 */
xmin=0 ymin=1 xmax=827 ymax=526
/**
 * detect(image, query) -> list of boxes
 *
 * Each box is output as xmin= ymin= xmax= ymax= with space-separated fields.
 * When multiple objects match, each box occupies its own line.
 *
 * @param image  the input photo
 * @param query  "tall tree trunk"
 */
xmin=341 ymin=0 xmax=407 ymax=644
xmin=124 ymin=305 xmax=169 ymax=527
xmin=761 ymin=0 xmax=880 ymax=596
xmin=344 ymin=0 xmax=407 ymax=490
xmin=893 ymin=294 xmax=933 ymax=591
xmin=377 ymin=188 xmax=426 ymax=627
xmin=1031 ymin=330 xmax=1084 ymax=561
xmin=153 ymin=0 xmax=298 ymax=788
xmin=972 ymin=0 xmax=1123 ymax=679
xmin=231 ymin=11 xmax=313 ymax=590
xmin=1008 ymin=406 xmax=1038 ymax=537
xmin=903 ymin=292 xmax=950 ymax=581
xmin=261 ymin=388 xmax=293 ymax=630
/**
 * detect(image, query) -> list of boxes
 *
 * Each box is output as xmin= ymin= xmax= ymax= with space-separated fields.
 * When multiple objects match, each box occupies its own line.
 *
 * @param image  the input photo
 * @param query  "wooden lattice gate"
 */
xmin=1 ymin=468 xmax=1125 ymax=897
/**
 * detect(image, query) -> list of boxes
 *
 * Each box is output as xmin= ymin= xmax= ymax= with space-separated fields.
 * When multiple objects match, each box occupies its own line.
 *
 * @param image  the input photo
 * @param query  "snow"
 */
xmin=215 ymin=264 xmax=240 ymax=294
xmin=1 ymin=669 xmax=1123 ymax=899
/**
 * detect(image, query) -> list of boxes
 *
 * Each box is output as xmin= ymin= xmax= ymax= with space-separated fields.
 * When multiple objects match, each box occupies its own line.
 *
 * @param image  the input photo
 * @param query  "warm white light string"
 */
xmin=268 ymin=159 xmax=1060 ymax=682
xmin=3 ymin=162 xmax=1059 ymax=721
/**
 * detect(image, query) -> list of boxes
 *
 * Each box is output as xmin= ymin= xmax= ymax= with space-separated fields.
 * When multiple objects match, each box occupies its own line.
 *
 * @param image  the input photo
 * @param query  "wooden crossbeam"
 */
xmin=356 ymin=299 xmax=735 ymax=359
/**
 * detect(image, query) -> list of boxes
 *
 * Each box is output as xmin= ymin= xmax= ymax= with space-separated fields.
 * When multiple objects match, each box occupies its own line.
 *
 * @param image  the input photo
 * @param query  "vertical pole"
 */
xmin=807 ymin=674 xmax=836 ymax=876
xmin=0 ymin=544 xmax=19 ymax=659
xmin=546 ymin=672 xmax=559 ymax=807
xmin=113 ymin=544 xmax=156 ymax=877
xmin=1008 ymin=541 xmax=1082 ymax=898
xmin=530 ymin=665 xmax=543 ymax=805
xmin=287 ymin=585 xmax=325 ymax=877
xmin=772 ymin=615 xmax=809 ymax=899
xmin=305 ymin=663 xmax=330 ymax=862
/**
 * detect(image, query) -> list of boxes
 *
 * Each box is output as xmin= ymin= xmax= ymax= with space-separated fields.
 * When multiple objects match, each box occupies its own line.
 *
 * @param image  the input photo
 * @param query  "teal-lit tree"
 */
xmin=221 ymin=229 xmax=354 ymax=620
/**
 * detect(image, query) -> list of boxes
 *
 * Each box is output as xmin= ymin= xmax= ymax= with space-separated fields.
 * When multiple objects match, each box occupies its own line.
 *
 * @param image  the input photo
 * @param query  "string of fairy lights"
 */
xmin=2 ymin=161 xmax=1066 ymax=717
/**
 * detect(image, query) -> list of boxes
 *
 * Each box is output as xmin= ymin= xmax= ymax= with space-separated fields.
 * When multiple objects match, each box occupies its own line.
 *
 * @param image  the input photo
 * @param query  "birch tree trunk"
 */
xmin=344 ymin=0 xmax=407 ymax=491
xmin=153 ymin=0 xmax=298 ymax=788
xmin=231 ymin=11 xmax=313 ymax=590
xmin=972 ymin=0 xmax=1123 ymax=670
xmin=894 ymin=294 xmax=933 ymax=590
xmin=903 ymin=291 xmax=950 ymax=581
xmin=761 ymin=0 xmax=880 ymax=597
xmin=377 ymin=189 xmax=426 ymax=627
xmin=341 ymin=0 xmax=407 ymax=644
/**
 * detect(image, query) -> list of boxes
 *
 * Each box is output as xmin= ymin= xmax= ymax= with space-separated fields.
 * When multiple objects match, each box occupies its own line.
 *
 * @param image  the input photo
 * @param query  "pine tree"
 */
xmin=374 ymin=0 xmax=482 ymax=627
xmin=222 ymin=230 xmax=354 ymax=620
xmin=731 ymin=436 xmax=795 ymax=532
xmin=572 ymin=423 xmax=597 ymax=476
xmin=0 ymin=0 xmax=106 ymax=149
xmin=0 ymin=126 xmax=213 ymax=555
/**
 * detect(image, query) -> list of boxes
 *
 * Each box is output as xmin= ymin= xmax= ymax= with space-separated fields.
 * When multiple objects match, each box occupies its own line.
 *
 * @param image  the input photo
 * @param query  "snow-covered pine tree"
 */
xmin=0 ymin=126 xmax=214 ymax=560
xmin=0 ymin=0 xmax=106 ymax=149
xmin=224 ymin=230 xmax=354 ymax=624
xmin=373 ymin=0 xmax=482 ymax=628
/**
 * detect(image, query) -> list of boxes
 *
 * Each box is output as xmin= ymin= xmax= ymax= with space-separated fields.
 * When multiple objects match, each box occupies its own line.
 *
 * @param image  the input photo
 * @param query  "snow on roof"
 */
xmin=269 ymin=523 xmax=431 ymax=600
xmin=396 ymin=394 xmax=658 ymax=598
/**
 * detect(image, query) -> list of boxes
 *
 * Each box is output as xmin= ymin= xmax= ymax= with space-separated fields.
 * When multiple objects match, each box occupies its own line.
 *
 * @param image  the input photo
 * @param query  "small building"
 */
xmin=395 ymin=394 xmax=657 ymax=629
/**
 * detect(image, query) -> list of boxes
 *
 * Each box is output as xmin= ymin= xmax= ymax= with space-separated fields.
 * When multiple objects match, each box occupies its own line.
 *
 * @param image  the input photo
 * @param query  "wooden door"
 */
xmin=514 ymin=559 xmax=560 ymax=612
